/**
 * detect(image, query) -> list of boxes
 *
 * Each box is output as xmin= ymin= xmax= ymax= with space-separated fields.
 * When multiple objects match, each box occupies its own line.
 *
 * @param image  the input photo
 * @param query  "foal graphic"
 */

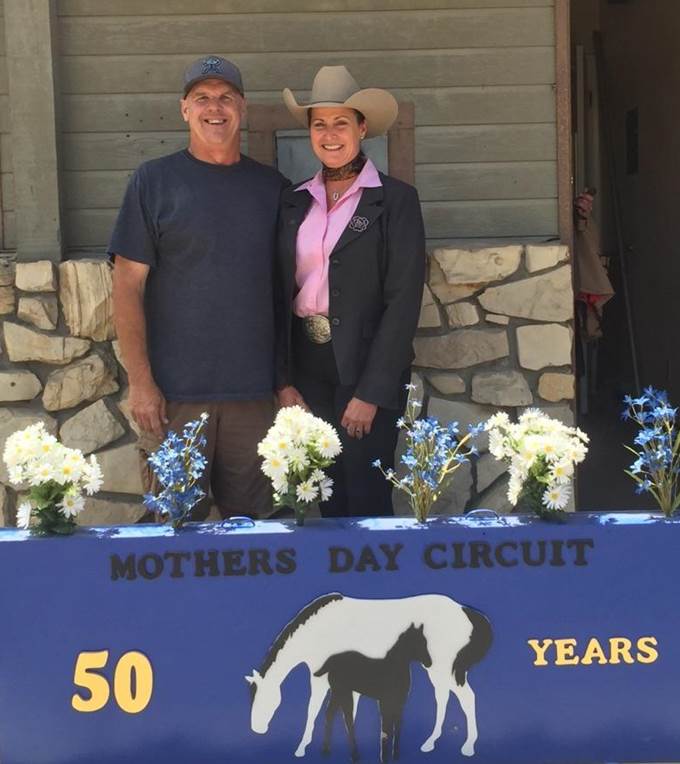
xmin=315 ymin=623 xmax=432 ymax=762
xmin=246 ymin=593 xmax=492 ymax=759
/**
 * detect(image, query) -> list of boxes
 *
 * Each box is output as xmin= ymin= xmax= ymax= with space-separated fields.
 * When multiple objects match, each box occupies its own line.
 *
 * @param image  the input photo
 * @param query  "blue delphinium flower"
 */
xmin=373 ymin=386 xmax=479 ymax=522
xmin=143 ymin=413 xmax=209 ymax=529
xmin=623 ymin=389 xmax=680 ymax=516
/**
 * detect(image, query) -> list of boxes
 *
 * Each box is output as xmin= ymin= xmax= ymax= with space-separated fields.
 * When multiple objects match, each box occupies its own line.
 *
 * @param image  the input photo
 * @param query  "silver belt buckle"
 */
xmin=302 ymin=315 xmax=332 ymax=344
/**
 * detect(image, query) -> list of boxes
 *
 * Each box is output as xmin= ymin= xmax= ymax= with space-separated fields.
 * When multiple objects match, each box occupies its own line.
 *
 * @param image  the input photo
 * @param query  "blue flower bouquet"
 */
xmin=623 ymin=387 xmax=680 ymax=516
xmin=143 ymin=413 xmax=209 ymax=530
xmin=374 ymin=385 xmax=481 ymax=522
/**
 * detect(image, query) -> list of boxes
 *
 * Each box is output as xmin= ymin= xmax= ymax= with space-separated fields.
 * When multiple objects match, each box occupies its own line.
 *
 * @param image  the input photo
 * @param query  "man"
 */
xmin=110 ymin=56 xmax=288 ymax=519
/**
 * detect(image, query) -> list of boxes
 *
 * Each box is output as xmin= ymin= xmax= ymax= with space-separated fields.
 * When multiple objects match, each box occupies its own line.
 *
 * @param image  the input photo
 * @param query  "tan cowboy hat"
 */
xmin=283 ymin=66 xmax=398 ymax=139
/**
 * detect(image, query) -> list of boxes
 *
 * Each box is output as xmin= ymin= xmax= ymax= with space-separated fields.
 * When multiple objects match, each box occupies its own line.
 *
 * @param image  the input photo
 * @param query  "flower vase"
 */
xmin=411 ymin=497 xmax=433 ymax=525
xmin=33 ymin=505 xmax=77 ymax=536
xmin=515 ymin=478 xmax=565 ymax=522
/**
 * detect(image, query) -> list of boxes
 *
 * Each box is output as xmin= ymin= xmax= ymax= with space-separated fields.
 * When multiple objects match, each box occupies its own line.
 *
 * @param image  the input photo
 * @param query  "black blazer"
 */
xmin=276 ymin=172 xmax=426 ymax=410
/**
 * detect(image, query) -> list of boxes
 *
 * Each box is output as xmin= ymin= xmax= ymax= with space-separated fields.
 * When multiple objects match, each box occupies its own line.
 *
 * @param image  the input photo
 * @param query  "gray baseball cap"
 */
xmin=183 ymin=56 xmax=244 ymax=97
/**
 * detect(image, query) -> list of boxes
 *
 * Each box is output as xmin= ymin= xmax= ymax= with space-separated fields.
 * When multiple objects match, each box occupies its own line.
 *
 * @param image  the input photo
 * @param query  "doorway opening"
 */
xmin=571 ymin=0 xmax=680 ymax=509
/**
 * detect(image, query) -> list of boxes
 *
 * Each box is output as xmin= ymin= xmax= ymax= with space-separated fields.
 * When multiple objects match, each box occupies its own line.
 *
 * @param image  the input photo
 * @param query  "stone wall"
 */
xmin=401 ymin=242 xmax=575 ymax=517
xmin=0 ymin=256 xmax=146 ymax=526
xmin=0 ymin=244 xmax=574 ymax=526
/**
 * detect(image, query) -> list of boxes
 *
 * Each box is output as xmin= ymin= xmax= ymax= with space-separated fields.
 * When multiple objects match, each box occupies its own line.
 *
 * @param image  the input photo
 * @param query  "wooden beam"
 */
xmin=555 ymin=0 xmax=573 ymax=250
xmin=60 ymin=49 xmax=556 ymax=95
xmin=5 ymin=0 xmax=62 ymax=260
xmin=387 ymin=102 xmax=413 ymax=185
xmin=0 ymin=126 xmax=4 ymax=250
xmin=58 ymin=0 xmax=555 ymax=14
xmin=57 ymin=8 xmax=555 ymax=56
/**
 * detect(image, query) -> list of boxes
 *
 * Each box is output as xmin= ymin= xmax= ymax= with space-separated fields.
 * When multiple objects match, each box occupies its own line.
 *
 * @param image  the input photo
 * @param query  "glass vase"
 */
xmin=515 ymin=478 xmax=564 ymax=522
xmin=33 ymin=505 xmax=77 ymax=536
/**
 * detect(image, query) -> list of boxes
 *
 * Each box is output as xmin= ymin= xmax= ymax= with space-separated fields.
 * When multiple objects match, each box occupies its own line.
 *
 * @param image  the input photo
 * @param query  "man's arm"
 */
xmin=112 ymin=256 xmax=167 ymax=438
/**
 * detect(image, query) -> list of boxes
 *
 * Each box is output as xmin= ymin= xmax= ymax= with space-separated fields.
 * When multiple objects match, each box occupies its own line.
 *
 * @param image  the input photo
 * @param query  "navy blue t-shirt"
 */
xmin=108 ymin=150 xmax=288 ymax=401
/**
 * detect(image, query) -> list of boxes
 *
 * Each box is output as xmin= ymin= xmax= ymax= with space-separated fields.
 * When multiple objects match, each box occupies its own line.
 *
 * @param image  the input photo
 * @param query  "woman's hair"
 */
xmin=307 ymin=108 xmax=366 ymax=127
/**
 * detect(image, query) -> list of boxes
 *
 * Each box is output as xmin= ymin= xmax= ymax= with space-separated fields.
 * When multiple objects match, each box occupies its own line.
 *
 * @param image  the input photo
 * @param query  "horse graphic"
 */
xmin=315 ymin=622 xmax=433 ymax=762
xmin=246 ymin=593 xmax=492 ymax=758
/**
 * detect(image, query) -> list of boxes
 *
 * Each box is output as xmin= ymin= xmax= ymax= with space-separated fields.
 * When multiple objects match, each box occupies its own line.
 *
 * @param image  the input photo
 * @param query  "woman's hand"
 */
xmin=341 ymin=397 xmax=377 ymax=439
xmin=277 ymin=385 xmax=309 ymax=411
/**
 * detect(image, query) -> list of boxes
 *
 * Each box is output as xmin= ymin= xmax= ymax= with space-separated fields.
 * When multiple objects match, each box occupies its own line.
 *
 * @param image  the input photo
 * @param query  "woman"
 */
xmin=276 ymin=66 xmax=426 ymax=518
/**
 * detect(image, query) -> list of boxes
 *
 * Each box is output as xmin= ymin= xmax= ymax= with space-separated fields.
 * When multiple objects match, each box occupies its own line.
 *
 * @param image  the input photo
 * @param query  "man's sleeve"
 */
xmin=107 ymin=166 xmax=158 ymax=266
xmin=273 ymin=181 xmax=292 ymax=391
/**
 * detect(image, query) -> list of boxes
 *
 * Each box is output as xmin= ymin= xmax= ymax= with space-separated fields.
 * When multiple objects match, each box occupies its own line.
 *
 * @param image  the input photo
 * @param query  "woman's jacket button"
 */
xmin=331 ymin=317 xmax=341 ymax=326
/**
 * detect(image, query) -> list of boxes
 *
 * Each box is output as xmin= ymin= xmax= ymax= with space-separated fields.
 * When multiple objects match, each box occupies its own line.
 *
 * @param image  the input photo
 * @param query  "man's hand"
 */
xmin=277 ymin=385 xmax=308 ymax=410
xmin=112 ymin=256 xmax=168 ymax=437
xmin=341 ymin=397 xmax=378 ymax=439
xmin=129 ymin=379 xmax=168 ymax=439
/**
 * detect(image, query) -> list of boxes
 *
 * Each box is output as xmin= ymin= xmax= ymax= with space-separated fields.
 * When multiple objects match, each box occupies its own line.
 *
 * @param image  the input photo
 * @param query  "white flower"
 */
xmin=3 ymin=441 xmax=25 ymax=468
xmin=567 ymin=441 xmax=588 ymax=464
xmin=519 ymin=434 xmax=541 ymax=461
xmin=272 ymin=475 xmax=288 ymax=494
xmin=487 ymin=430 xmax=506 ymax=459
xmin=288 ymin=447 xmax=309 ymax=471
xmin=258 ymin=411 xmax=342 ymax=506
xmin=296 ymin=480 xmax=318 ymax=503
xmin=16 ymin=501 xmax=32 ymax=529
xmin=542 ymin=483 xmax=570 ymax=511
xmin=59 ymin=493 xmax=85 ymax=518
xmin=275 ymin=406 xmax=313 ymax=443
xmin=258 ymin=433 xmax=293 ymax=459
xmin=486 ymin=412 xmax=510 ymax=431
xmin=507 ymin=473 xmax=523 ymax=505
xmin=35 ymin=433 xmax=58 ymax=459
xmin=8 ymin=465 xmax=24 ymax=485
xmin=65 ymin=448 xmax=86 ymax=467
xmin=56 ymin=460 xmax=83 ymax=484
xmin=275 ymin=405 xmax=308 ymax=428
xmin=550 ymin=459 xmax=573 ymax=484
xmin=487 ymin=409 xmax=588 ymax=511
xmin=83 ymin=456 xmax=103 ymax=495
xmin=262 ymin=455 xmax=288 ymax=482
xmin=310 ymin=468 xmax=326 ymax=484
xmin=318 ymin=476 xmax=334 ymax=501
xmin=316 ymin=427 xmax=342 ymax=459
xmin=27 ymin=462 xmax=55 ymax=486
xmin=537 ymin=436 xmax=559 ymax=461
xmin=519 ymin=408 xmax=546 ymax=424
xmin=575 ymin=427 xmax=590 ymax=444
xmin=18 ymin=423 xmax=43 ymax=444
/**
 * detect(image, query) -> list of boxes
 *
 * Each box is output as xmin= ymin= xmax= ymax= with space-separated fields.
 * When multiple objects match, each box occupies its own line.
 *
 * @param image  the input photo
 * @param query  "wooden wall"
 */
xmin=55 ymin=0 xmax=558 ymax=251
xmin=0 ymin=0 xmax=14 ymax=251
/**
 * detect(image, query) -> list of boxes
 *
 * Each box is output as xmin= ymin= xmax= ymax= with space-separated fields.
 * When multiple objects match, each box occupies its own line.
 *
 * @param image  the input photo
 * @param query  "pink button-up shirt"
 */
xmin=293 ymin=158 xmax=382 ymax=317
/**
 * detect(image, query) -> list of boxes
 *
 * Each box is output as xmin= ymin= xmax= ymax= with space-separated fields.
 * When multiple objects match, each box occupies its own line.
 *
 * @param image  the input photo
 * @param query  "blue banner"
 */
xmin=0 ymin=513 xmax=677 ymax=764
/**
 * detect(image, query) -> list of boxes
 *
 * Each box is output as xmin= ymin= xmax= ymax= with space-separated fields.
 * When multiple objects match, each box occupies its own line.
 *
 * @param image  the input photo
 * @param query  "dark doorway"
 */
xmin=571 ymin=0 xmax=680 ymax=510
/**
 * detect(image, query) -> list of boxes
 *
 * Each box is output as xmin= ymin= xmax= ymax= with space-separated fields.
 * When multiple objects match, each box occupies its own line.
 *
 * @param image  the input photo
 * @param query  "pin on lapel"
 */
xmin=348 ymin=216 xmax=370 ymax=232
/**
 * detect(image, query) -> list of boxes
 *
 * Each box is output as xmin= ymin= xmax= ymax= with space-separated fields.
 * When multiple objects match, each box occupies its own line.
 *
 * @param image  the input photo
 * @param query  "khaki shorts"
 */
xmin=137 ymin=398 xmax=275 ymax=521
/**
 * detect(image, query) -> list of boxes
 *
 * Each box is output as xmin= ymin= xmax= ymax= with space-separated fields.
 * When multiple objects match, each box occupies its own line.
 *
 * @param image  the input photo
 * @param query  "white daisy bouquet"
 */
xmin=485 ymin=409 xmax=589 ymax=519
xmin=258 ymin=406 xmax=342 ymax=526
xmin=3 ymin=422 xmax=103 ymax=535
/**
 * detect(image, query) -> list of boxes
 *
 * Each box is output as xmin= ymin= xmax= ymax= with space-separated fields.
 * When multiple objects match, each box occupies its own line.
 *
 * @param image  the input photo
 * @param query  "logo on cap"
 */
xmin=201 ymin=57 xmax=223 ymax=75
